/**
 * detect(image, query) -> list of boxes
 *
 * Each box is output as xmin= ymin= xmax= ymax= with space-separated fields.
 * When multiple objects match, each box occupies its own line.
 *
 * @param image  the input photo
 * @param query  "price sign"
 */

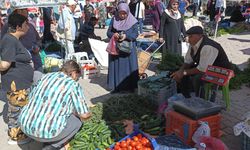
xmin=201 ymin=65 xmax=234 ymax=86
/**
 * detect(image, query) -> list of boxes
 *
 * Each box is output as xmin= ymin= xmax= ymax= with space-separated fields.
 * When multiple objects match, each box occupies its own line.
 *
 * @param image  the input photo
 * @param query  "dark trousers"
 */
xmin=178 ymin=74 xmax=205 ymax=98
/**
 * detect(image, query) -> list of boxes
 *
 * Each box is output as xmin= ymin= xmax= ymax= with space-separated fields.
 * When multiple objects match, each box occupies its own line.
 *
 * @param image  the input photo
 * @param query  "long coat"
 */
xmin=107 ymin=19 xmax=139 ymax=92
xmin=159 ymin=11 xmax=186 ymax=56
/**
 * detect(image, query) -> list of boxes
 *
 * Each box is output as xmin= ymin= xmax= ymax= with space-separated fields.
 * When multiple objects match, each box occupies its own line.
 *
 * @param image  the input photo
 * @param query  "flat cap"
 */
xmin=186 ymin=26 xmax=204 ymax=35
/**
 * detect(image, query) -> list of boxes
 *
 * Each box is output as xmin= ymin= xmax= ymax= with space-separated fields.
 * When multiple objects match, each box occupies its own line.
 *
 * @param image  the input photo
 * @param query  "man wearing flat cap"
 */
xmin=171 ymin=26 xmax=231 ymax=99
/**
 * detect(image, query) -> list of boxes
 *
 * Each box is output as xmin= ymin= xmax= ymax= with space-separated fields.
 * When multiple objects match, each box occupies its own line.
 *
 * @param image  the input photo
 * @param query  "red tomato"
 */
xmin=133 ymin=136 xmax=139 ymax=142
xmin=137 ymin=134 xmax=142 ymax=139
xmin=120 ymin=141 xmax=127 ymax=148
xmin=114 ymin=145 xmax=121 ymax=150
xmin=115 ymin=142 xmax=121 ymax=146
xmin=130 ymin=141 xmax=136 ymax=147
xmin=127 ymin=146 xmax=133 ymax=150
xmin=126 ymin=138 xmax=131 ymax=144
xmin=135 ymin=144 xmax=142 ymax=150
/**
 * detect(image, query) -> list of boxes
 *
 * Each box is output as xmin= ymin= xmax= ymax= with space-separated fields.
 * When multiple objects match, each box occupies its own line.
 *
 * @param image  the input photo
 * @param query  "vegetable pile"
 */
xmin=157 ymin=52 xmax=184 ymax=72
xmin=69 ymin=94 xmax=166 ymax=149
xmin=110 ymin=133 xmax=153 ymax=150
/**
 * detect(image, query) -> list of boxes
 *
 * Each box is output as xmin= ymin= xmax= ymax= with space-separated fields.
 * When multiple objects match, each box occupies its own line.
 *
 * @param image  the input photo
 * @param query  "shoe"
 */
xmin=8 ymin=137 xmax=32 ymax=145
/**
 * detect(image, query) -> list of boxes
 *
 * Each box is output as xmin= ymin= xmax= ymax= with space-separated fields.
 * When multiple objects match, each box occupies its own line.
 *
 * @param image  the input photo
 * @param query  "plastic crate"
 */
xmin=110 ymin=130 xmax=159 ymax=149
xmin=165 ymin=111 xmax=221 ymax=146
xmin=138 ymin=80 xmax=177 ymax=106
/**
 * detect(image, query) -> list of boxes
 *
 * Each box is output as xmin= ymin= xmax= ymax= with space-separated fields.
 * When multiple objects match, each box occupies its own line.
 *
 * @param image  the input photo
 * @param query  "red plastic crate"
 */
xmin=165 ymin=111 xmax=221 ymax=146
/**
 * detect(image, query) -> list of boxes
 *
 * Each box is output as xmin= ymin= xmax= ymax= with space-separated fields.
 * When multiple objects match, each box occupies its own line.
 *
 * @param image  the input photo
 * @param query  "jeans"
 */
xmin=137 ymin=18 xmax=144 ymax=34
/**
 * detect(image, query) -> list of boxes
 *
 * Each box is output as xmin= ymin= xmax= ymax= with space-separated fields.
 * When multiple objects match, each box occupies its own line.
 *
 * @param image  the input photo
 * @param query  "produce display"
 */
xmin=110 ymin=133 xmax=153 ymax=150
xmin=138 ymin=71 xmax=174 ymax=93
xmin=69 ymin=94 xmax=166 ymax=149
xmin=69 ymin=121 xmax=114 ymax=150
xmin=157 ymin=53 xmax=183 ymax=72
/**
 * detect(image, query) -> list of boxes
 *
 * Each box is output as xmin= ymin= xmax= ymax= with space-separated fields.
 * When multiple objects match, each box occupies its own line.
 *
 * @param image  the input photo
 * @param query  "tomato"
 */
xmin=133 ymin=136 xmax=139 ymax=142
xmin=126 ymin=138 xmax=131 ymax=144
xmin=127 ymin=146 xmax=133 ymax=150
xmin=115 ymin=142 xmax=121 ymax=146
xmin=130 ymin=141 xmax=136 ymax=147
xmin=114 ymin=145 xmax=122 ymax=150
xmin=120 ymin=141 xmax=127 ymax=148
xmin=106 ymin=148 xmax=111 ymax=150
xmin=135 ymin=144 xmax=142 ymax=150
xmin=137 ymin=134 xmax=142 ymax=139
xmin=141 ymin=138 xmax=148 ymax=146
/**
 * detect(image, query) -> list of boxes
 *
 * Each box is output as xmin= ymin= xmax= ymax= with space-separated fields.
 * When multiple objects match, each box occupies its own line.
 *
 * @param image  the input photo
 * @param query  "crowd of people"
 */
xmin=0 ymin=0 xmax=249 ymax=149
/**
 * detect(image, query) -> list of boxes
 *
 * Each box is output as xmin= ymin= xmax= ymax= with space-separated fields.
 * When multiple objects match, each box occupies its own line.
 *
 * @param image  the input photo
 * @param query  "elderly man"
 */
xmin=57 ymin=0 xmax=77 ymax=58
xmin=171 ymin=26 xmax=231 ymax=99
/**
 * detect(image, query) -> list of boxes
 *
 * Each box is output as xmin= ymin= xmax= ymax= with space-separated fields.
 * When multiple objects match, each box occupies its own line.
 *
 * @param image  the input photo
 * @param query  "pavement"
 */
xmin=0 ymin=27 xmax=250 ymax=150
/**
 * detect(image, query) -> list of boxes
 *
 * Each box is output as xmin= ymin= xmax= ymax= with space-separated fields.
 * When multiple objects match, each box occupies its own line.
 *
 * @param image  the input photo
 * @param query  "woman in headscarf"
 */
xmin=106 ymin=3 xmax=139 ymax=93
xmin=159 ymin=0 xmax=186 ymax=57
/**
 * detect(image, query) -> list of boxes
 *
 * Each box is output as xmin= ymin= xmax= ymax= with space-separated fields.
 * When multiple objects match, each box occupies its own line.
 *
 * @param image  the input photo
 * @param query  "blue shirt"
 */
xmin=19 ymin=72 xmax=89 ymax=139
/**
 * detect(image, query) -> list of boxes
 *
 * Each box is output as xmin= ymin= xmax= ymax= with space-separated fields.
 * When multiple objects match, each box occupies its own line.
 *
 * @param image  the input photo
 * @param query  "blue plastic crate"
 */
xmin=110 ymin=129 xmax=159 ymax=149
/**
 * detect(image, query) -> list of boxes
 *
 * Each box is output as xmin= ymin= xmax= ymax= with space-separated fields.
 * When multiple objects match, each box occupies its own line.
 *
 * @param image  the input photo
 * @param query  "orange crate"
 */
xmin=165 ymin=111 xmax=221 ymax=146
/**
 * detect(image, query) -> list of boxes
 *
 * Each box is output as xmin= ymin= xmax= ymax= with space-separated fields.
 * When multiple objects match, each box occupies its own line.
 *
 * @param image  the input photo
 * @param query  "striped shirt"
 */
xmin=19 ymin=72 xmax=89 ymax=139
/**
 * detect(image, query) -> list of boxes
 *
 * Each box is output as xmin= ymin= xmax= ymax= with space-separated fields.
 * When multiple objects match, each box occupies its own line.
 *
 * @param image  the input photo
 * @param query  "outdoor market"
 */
xmin=0 ymin=0 xmax=250 ymax=150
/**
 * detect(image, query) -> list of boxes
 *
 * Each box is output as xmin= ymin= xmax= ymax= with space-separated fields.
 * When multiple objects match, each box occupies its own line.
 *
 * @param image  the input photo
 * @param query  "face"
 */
xmin=70 ymin=5 xmax=77 ymax=12
xmin=118 ymin=10 xmax=128 ymax=20
xmin=171 ymin=2 xmax=179 ymax=11
xmin=187 ymin=34 xmax=201 ymax=46
xmin=17 ymin=20 xmax=29 ymax=35
xmin=70 ymin=70 xmax=81 ymax=81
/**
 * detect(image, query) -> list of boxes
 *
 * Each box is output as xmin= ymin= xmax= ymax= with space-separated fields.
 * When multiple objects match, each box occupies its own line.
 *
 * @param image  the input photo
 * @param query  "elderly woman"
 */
xmin=159 ymin=0 xmax=186 ymax=56
xmin=107 ymin=3 xmax=139 ymax=93
xmin=0 ymin=13 xmax=33 ymax=144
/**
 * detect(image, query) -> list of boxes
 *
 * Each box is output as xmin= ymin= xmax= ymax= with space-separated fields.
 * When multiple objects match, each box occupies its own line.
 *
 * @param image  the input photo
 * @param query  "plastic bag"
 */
xmin=106 ymin=35 xmax=119 ymax=55
xmin=195 ymin=136 xmax=229 ymax=150
xmin=192 ymin=121 xmax=211 ymax=144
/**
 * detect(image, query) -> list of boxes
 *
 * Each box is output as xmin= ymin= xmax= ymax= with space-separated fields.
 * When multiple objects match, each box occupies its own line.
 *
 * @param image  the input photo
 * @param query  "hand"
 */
xmin=118 ymin=33 xmax=126 ymax=41
xmin=159 ymin=38 xmax=164 ymax=43
xmin=170 ymin=70 xmax=184 ymax=83
xmin=113 ymin=33 xmax=120 ymax=40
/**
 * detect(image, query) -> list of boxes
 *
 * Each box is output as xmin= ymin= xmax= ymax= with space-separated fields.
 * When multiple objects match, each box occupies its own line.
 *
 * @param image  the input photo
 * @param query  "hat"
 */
xmin=186 ymin=26 xmax=204 ymax=35
xmin=67 ymin=0 xmax=77 ymax=5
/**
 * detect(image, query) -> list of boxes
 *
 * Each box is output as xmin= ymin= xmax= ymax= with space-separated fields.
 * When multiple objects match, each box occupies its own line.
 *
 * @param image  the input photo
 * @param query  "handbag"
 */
xmin=106 ymin=35 xmax=119 ymax=55
xmin=116 ymin=41 xmax=132 ymax=54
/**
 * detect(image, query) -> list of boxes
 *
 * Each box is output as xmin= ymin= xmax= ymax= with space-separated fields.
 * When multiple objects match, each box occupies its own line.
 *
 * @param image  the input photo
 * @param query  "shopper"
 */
xmin=0 ymin=13 xmax=33 ymax=145
xmin=159 ymin=0 xmax=186 ymax=56
xmin=19 ymin=60 xmax=90 ymax=150
xmin=107 ymin=3 xmax=139 ymax=93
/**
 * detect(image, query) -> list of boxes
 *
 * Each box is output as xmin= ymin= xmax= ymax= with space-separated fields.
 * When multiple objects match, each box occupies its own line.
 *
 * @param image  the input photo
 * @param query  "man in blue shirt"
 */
xmin=19 ymin=60 xmax=91 ymax=149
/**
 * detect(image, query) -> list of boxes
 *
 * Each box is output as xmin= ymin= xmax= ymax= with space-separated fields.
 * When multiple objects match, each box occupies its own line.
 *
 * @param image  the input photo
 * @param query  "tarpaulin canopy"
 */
xmin=0 ymin=0 xmax=67 ymax=9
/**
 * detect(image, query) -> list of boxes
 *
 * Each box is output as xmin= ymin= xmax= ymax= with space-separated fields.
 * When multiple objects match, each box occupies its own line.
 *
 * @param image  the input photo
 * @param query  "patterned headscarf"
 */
xmin=113 ymin=3 xmax=138 ymax=31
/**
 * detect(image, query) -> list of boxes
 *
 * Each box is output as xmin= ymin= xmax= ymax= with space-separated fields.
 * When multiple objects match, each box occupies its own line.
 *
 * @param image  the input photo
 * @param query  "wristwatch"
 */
xmin=183 ymin=70 xmax=187 ymax=76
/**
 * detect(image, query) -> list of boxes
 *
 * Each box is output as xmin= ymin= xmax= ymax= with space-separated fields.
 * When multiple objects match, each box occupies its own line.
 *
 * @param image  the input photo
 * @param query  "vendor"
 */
xmin=18 ymin=60 xmax=91 ymax=150
xmin=171 ymin=26 xmax=231 ymax=100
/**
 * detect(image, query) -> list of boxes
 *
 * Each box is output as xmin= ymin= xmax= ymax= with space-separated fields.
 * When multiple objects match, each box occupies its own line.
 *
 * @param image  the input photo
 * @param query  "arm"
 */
xmin=106 ymin=18 xmax=120 ymax=40
xmin=197 ymin=45 xmax=219 ymax=72
xmin=71 ymin=83 xmax=91 ymax=122
xmin=180 ymin=18 xmax=186 ymax=37
xmin=124 ymin=23 xmax=139 ymax=41
xmin=106 ymin=18 xmax=114 ymax=38
xmin=185 ymin=0 xmax=190 ymax=8
xmin=0 ymin=61 xmax=11 ymax=71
